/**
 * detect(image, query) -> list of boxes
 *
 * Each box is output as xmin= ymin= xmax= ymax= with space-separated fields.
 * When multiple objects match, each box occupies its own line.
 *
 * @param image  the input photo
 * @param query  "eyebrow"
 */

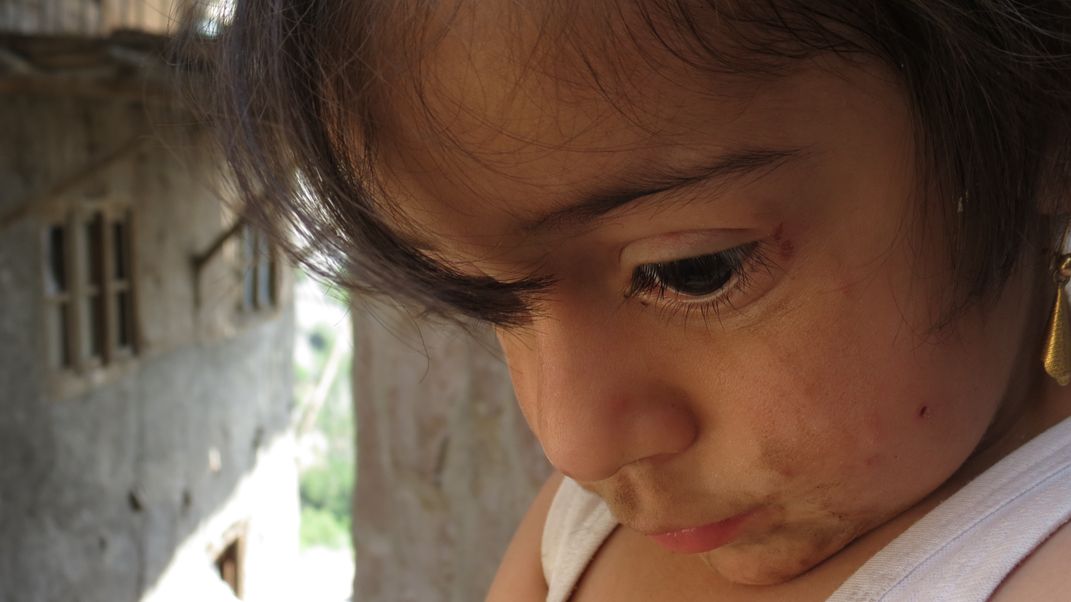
xmin=395 ymin=145 xmax=804 ymax=324
xmin=521 ymin=146 xmax=804 ymax=233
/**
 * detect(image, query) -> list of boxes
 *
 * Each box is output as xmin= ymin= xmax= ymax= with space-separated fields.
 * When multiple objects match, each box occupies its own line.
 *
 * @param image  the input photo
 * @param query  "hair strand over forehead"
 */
xmin=183 ymin=0 xmax=1071 ymax=325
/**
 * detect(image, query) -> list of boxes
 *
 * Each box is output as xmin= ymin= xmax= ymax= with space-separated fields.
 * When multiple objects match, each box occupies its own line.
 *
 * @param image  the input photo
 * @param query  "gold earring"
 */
xmin=1043 ymin=253 xmax=1071 ymax=385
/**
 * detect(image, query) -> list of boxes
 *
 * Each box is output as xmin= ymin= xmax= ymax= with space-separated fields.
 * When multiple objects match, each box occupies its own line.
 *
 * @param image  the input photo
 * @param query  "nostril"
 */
xmin=539 ymin=398 xmax=699 ymax=483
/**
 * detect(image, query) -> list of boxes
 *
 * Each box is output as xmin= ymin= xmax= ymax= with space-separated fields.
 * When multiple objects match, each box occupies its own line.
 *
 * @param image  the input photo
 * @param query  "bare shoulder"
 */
xmin=485 ymin=471 xmax=565 ymax=602
xmin=990 ymin=519 xmax=1071 ymax=601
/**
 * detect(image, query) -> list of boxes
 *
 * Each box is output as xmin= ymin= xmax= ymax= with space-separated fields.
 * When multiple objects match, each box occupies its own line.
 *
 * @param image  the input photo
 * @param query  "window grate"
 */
xmin=43 ymin=206 xmax=137 ymax=374
xmin=239 ymin=224 xmax=278 ymax=313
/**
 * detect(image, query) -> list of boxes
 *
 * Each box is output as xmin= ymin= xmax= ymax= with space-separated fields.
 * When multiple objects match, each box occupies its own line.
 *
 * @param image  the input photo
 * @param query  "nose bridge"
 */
xmin=527 ymin=304 xmax=698 ymax=483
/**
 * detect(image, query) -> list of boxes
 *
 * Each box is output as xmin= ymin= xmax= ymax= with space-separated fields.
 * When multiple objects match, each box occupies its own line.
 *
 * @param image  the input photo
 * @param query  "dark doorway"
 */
xmin=215 ymin=535 xmax=245 ymax=598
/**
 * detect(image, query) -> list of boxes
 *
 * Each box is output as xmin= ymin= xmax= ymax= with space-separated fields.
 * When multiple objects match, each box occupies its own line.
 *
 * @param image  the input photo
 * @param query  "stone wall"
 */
xmin=352 ymin=305 xmax=552 ymax=601
xmin=0 ymin=85 xmax=298 ymax=601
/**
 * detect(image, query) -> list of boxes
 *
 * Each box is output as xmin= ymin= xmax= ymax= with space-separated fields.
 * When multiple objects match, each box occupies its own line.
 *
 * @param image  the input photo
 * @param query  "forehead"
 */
xmin=372 ymin=2 xmax=890 ymax=253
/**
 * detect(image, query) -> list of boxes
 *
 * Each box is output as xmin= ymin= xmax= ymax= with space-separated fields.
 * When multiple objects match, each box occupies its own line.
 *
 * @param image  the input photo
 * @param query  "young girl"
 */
xmin=207 ymin=1 xmax=1071 ymax=599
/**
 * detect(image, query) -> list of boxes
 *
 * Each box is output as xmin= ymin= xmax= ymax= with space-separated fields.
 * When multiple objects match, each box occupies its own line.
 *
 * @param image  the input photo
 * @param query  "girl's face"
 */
xmin=377 ymin=9 xmax=1038 ymax=584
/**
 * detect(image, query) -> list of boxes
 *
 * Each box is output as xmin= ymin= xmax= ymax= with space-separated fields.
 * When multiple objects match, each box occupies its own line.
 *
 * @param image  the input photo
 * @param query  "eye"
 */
xmin=637 ymin=254 xmax=735 ymax=296
xmin=629 ymin=242 xmax=759 ymax=301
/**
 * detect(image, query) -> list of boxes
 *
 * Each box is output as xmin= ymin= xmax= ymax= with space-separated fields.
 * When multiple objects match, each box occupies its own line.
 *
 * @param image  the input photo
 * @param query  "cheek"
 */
xmin=725 ymin=288 xmax=1005 ymax=515
xmin=496 ymin=333 xmax=543 ymax=436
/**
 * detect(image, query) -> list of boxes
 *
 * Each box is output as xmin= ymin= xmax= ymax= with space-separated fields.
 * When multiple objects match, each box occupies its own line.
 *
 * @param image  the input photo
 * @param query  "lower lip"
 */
xmin=647 ymin=511 xmax=755 ymax=554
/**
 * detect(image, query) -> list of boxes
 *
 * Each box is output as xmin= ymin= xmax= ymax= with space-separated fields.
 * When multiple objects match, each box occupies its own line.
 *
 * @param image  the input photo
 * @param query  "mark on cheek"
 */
xmin=772 ymin=223 xmax=795 ymax=261
xmin=917 ymin=405 xmax=929 ymax=419
xmin=759 ymin=439 xmax=804 ymax=482
xmin=835 ymin=281 xmax=856 ymax=298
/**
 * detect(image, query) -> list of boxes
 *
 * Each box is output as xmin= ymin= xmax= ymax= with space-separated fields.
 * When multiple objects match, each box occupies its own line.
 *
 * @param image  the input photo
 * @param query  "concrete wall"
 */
xmin=2 ymin=0 xmax=193 ymax=36
xmin=352 ymin=305 xmax=551 ymax=602
xmin=0 ymin=90 xmax=299 ymax=601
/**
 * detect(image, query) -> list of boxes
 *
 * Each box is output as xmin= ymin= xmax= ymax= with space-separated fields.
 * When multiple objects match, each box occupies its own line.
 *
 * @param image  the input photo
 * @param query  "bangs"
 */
xmin=189 ymin=0 xmax=1071 ymax=324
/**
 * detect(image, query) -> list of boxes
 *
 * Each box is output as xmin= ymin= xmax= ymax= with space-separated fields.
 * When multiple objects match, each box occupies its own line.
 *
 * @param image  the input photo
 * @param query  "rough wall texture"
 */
xmin=352 ymin=305 xmax=552 ymax=602
xmin=0 ymin=90 xmax=298 ymax=602
xmin=2 ymin=0 xmax=190 ymax=36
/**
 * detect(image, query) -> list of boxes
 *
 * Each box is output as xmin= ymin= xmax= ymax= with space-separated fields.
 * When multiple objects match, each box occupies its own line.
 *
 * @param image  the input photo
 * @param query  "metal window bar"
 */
xmin=255 ymin=229 xmax=274 ymax=310
xmin=241 ymin=224 xmax=256 ymax=311
xmin=79 ymin=211 xmax=107 ymax=366
xmin=108 ymin=210 xmax=136 ymax=355
xmin=43 ymin=223 xmax=74 ymax=369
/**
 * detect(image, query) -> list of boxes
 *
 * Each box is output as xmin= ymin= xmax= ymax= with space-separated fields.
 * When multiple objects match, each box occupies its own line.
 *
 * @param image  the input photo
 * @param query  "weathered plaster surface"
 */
xmin=1 ymin=92 xmax=298 ymax=602
xmin=2 ymin=0 xmax=183 ymax=36
xmin=352 ymin=305 xmax=552 ymax=602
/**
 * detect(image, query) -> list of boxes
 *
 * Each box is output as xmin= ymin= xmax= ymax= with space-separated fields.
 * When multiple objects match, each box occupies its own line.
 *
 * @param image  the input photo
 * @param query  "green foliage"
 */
xmin=299 ymin=447 xmax=355 ymax=550
xmin=301 ymin=456 xmax=354 ymax=523
xmin=300 ymin=506 xmax=351 ymax=550
xmin=294 ymin=269 xmax=357 ymax=551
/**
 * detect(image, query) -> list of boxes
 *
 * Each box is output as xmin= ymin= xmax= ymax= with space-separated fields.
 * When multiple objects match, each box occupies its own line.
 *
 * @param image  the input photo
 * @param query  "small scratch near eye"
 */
xmin=772 ymin=223 xmax=795 ymax=260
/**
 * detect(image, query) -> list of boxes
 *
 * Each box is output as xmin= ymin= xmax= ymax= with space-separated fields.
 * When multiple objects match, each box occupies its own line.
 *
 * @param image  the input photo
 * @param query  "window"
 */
xmin=239 ymin=224 xmax=277 ymax=312
xmin=43 ymin=206 xmax=137 ymax=373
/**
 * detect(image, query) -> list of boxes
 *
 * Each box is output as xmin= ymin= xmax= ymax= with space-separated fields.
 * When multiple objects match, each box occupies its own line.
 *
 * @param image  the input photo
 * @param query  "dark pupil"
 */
xmin=653 ymin=254 xmax=733 ymax=296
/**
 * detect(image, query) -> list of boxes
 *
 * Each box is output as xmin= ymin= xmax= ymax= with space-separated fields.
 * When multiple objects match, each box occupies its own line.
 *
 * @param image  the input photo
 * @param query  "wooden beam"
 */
xmin=0 ymin=135 xmax=149 ymax=231
xmin=190 ymin=217 xmax=245 ymax=310
xmin=0 ymin=47 xmax=37 ymax=73
xmin=192 ymin=218 xmax=245 ymax=272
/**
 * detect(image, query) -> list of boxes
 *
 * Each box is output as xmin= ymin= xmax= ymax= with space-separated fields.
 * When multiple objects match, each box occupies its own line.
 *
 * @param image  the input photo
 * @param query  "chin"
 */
xmin=701 ymin=523 xmax=856 ymax=586
xmin=705 ymin=553 xmax=820 ymax=586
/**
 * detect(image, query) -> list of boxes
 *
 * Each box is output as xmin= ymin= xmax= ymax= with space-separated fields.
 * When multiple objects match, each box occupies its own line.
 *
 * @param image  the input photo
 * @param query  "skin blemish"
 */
xmin=772 ymin=223 xmax=795 ymax=260
xmin=918 ymin=405 xmax=929 ymax=419
xmin=831 ymin=277 xmax=861 ymax=298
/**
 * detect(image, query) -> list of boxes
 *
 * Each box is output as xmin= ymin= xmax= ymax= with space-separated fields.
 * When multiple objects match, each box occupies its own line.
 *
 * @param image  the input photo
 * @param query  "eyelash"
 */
xmin=623 ymin=241 xmax=775 ymax=322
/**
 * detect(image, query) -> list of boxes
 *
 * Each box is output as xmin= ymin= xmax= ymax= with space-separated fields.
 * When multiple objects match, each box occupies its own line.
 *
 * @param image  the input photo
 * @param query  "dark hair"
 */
xmin=190 ymin=0 xmax=1071 ymax=326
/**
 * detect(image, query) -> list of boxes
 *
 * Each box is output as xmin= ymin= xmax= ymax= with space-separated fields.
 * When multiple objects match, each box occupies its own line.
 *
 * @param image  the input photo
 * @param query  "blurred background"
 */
xmin=0 ymin=2 xmax=550 ymax=600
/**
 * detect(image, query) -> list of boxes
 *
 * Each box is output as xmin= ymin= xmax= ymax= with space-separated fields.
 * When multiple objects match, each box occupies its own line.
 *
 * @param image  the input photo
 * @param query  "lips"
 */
xmin=645 ymin=510 xmax=755 ymax=554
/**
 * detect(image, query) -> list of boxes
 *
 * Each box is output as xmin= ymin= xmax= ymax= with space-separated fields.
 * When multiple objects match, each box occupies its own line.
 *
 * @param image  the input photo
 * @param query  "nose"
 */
xmin=500 ymin=303 xmax=699 ymax=483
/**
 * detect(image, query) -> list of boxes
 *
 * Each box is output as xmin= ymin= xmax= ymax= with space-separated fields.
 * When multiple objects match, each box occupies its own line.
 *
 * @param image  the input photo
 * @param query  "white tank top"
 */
xmin=542 ymin=416 xmax=1071 ymax=602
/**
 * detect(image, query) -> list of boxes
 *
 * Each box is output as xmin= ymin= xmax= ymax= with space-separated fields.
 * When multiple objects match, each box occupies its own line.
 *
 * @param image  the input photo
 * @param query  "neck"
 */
xmin=959 ymin=276 xmax=1071 ymax=483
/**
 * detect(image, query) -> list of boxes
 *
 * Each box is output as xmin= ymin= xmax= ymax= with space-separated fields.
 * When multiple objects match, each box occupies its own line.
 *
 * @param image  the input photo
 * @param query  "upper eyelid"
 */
xmin=648 ymin=250 xmax=723 ymax=267
xmin=619 ymin=229 xmax=757 ymax=267
xmin=641 ymin=242 xmax=757 ymax=270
